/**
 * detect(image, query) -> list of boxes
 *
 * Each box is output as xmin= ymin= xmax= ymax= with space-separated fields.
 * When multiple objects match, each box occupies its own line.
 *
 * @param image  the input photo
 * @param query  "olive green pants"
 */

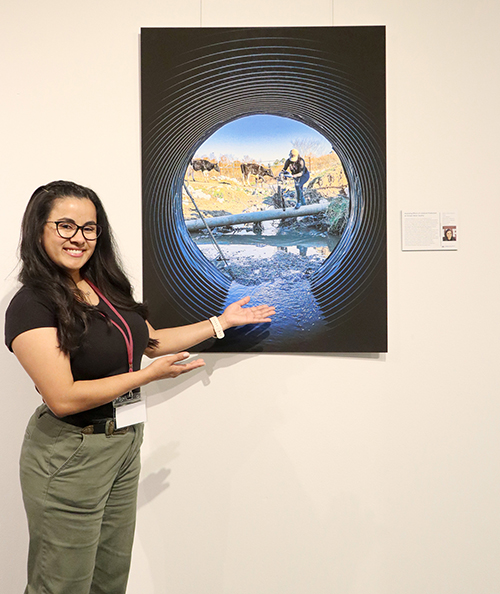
xmin=20 ymin=405 xmax=144 ymax=594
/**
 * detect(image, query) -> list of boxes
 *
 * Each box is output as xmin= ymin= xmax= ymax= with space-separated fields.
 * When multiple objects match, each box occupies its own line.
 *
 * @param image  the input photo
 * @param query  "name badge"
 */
xmin=115 ymin=397 xmax=147 ymax=429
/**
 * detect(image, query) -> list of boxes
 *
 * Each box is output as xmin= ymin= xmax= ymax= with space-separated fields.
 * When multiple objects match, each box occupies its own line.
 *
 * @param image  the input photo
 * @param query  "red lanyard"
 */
xmin=85 ymin=280 xmax=134 ymax=372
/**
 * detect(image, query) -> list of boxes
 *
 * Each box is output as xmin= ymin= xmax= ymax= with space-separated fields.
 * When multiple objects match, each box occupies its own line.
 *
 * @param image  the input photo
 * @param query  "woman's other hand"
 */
xmin=144 ymin=352 xmax=205 ymax=381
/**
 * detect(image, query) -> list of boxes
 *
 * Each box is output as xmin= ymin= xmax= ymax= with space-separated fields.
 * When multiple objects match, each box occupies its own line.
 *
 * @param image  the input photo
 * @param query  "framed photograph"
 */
xmin=141 ymin=26 xmax=387 ymax=352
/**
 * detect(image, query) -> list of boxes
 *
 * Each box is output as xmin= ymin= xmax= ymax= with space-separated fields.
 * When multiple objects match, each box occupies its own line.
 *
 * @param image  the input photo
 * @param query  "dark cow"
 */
xmin=240 ymin=163 xmax=274 ymax=185
xmin=189 ymin=159 xmax=221 ymax=181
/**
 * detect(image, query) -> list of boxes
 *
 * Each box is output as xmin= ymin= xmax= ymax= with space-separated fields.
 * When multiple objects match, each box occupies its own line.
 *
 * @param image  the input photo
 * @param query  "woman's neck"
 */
xmin=74 ymin=277 xmax=99 ymax=306
xmin=69 ymin=270 xmax=83 ymax=284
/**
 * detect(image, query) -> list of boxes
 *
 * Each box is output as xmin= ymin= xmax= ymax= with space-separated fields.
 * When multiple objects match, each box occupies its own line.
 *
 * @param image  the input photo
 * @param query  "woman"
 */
xmin=443 ymin=228 xmax=456 ymax=241
xmin=280 ymin=148 xmax=310 ymax=209
xmin=5 ymin=180 xmax=275 ymax=594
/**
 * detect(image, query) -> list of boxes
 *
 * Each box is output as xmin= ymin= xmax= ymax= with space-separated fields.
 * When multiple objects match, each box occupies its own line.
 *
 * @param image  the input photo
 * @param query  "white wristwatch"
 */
xmin=209 ymin=316 xmax=224 ymax=339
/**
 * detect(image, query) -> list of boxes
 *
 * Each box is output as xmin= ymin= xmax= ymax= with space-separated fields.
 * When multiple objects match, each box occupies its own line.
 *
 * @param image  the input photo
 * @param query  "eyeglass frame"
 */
xmin=46 ymin=220 xmax=103 ymax=241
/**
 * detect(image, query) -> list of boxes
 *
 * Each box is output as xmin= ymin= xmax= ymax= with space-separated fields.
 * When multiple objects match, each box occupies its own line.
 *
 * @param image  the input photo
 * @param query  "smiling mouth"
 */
xmin=64 ymin=248 xmax=85 ymax=257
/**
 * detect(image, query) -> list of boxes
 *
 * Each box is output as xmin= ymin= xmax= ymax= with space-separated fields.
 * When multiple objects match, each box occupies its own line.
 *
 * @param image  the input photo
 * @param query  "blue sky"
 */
xmin=194 ymin=115 xmax=332 ymax=164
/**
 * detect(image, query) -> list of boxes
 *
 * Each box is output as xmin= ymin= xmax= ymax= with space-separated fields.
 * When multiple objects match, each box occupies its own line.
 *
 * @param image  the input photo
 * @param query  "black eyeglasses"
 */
xmin=46 ymin=220 xmax=102 ymax=241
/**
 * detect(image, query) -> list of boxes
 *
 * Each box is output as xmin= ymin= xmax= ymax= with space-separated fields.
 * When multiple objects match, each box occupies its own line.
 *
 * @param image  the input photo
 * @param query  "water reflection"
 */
xmin=191 ymin=229 xmax=340 ymax=260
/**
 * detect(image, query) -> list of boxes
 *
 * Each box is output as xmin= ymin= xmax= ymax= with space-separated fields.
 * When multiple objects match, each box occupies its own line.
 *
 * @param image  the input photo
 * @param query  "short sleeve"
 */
xmin=4 ymin=286 xmax=57 ymax=352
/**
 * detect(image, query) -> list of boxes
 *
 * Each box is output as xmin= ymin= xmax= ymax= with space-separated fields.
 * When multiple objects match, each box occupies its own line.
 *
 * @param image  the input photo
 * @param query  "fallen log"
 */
xmin=185 ymin=203 xmax=328 ymax=232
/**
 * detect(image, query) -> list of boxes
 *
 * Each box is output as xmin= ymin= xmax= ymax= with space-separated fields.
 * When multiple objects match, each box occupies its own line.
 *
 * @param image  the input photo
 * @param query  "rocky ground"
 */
xmin=209 ymin=244 xmax=325 ymax=286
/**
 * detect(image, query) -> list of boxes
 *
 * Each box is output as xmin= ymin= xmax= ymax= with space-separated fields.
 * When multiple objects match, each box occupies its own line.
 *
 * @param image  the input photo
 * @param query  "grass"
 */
xmin=325 ymin=195 xmax=350 ymax=234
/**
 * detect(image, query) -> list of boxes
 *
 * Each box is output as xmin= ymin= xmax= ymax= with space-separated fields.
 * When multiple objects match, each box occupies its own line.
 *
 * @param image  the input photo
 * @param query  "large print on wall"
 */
xmin=141 ymin=26 xmax=387 ymax=352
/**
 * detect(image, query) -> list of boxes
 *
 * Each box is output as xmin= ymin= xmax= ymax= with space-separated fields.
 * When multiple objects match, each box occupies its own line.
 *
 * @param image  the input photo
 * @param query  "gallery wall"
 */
xmin=1 ymin=1 xmax=499 ymax=593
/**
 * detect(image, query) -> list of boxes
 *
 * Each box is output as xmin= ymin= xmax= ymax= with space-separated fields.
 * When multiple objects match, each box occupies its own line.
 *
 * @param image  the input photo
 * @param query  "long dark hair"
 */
xmin=19 ymin=180 xmax=153 ymax=354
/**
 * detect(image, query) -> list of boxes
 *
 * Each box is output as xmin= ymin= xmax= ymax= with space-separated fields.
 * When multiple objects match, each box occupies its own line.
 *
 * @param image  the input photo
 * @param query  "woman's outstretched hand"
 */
xmin=218 ymin=296 xmax=275 ymax=330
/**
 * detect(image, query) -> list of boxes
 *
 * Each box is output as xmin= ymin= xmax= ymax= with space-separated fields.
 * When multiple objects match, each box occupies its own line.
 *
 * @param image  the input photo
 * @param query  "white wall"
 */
xmin=2 ymin=1 xmax=499 ymax=592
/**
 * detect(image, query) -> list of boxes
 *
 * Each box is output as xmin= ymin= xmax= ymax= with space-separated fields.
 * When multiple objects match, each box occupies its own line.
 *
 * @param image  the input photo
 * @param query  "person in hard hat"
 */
xmin=280 ymin=148 xmax=310 ymax=209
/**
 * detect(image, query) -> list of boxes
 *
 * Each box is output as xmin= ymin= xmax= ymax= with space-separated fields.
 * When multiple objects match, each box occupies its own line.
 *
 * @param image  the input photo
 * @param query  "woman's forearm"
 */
xmin=44 ymin=353 xmax=204 ymax=417
xmin=12 ymin=327 xmax=205 ymax=418
xmin=145 ymin=298 xmax=275 ymax=358
xmin=50 ymin=367 xmax=155 ymax=417
xmin=145 ymin=319 xmax=220 ymax=357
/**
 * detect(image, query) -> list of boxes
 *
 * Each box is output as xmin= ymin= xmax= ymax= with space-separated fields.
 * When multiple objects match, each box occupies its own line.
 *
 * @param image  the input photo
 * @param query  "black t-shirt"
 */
xmin=5 ymin=285 xmax=149 ymax=426
xmin=283 ymin=157 xmax=308 ymax=176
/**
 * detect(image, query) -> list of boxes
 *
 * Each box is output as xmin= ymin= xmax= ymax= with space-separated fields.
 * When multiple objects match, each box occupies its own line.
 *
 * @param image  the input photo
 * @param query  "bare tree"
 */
xmin=290 ymin=137 xmax=329 ymax=157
